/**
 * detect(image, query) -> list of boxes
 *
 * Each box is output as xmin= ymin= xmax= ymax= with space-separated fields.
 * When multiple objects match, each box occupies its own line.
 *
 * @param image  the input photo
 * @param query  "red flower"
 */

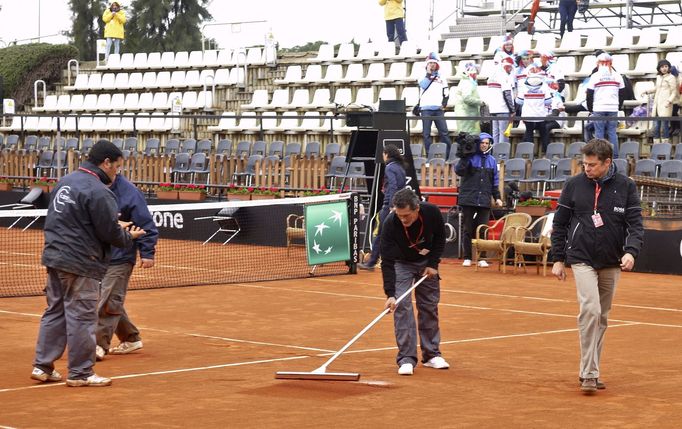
xmin=174 ymin=184 xmax=182 ymax=189
xmin=247 ymin=187 xmax=255 ymax=193
xmin=199 ymin=185 xmax=206 ymax=190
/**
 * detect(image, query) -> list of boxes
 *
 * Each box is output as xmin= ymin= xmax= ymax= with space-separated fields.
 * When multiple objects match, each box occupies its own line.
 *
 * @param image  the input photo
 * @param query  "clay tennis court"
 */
xmin=0 ymin=260 xmax=680 ymax=428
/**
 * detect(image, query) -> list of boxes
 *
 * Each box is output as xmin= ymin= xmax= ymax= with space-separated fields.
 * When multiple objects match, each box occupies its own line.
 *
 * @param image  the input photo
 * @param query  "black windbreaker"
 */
xmin=550 ymin=164 xmax=643 ymax=269
xmin=41 ymin=161 xmax=133 ymax=280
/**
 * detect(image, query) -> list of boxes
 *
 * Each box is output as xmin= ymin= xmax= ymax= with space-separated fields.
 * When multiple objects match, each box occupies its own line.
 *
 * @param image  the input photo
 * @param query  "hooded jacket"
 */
xmin=103 ymin=7 xmax=126 ymax=39
xmin=110 ymin=174 xmax=158 ymax=265
xmin=42 ymin=161 xmax=134 ymax=280
xmin=453 ymin=68 xmax=481 ymax=134
xmin=550 ymin=163 xmax=643 ymax=269
xmin=455 ymin=136 xmax=501 ymax=207
xmin=379 ymin=0 xmax=404 ymax=20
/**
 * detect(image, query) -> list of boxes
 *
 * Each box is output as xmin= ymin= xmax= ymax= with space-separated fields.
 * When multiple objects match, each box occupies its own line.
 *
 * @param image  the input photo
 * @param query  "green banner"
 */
xmin=305 ymin=201 xmax=350 ymax=265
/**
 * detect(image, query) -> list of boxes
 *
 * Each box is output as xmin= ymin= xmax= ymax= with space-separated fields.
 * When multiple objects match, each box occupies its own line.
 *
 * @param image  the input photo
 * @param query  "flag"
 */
xmin=305 ymin=201 xmax=350 ymax=265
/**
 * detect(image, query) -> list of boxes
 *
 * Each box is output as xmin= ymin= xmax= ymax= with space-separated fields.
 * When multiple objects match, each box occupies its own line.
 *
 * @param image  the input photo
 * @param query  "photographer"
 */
xmin=455 ymin=132 xmax=503 ymax=267
xmin=418 ymin=53 xmax=452 ymax=156
xmin=103 ymin=2 xmax=126 ymax=61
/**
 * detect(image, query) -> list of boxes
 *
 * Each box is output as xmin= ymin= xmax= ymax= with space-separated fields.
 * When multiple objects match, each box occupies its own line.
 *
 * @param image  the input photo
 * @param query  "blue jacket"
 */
xmin=110 ymin=174 xmax=158 ymax=265
xmin=42 ymin=161 xmax=133 ymax=280
xmin=382 ymin=160 xmax=406 ymax=210
xmin=455 ymin=150 xmax=501 ymax=207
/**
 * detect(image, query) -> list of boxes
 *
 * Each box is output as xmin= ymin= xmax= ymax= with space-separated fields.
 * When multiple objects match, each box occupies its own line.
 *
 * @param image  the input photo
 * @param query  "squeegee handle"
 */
xmin=318 ymin=275 xmax=429 ymax=370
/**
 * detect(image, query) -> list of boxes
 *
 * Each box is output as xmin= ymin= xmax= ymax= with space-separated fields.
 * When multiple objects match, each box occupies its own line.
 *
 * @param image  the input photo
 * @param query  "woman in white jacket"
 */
xmin=645 ymin=59 xmax=678 ymax=144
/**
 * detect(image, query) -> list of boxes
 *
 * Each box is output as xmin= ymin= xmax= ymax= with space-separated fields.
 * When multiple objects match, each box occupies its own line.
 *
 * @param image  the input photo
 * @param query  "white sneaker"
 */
xmin=95 ymin=345 xmax=105 ymax=361
xmin=66 ymin=373 xmax=112 ymax=387
xmin=398 ymin=363 xmax=414 ymax=375
xmin=30 ymin=367 xmax=62 ymax=382
xmin=109 ymin=340 xmax=143 ymax=355
xmin=478 ymin=260 xmax=489 ymax=268
xmin=423 ymin=356 xmax=450 ymax=369
xmin=462 ymin=259 xmax=472 ymax=267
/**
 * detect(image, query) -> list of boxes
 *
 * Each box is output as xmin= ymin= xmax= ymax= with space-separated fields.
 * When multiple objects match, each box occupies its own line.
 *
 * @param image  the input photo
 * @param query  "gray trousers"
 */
xmin=97 ymin=263 xmax=140 ymax=350
xmin=34 ymin=268 xmax=99 ymax=380
xmin=392 ymin=260 xmax=442 ymax=366
xmin=572 ymin=263 xmax=620 ymax=379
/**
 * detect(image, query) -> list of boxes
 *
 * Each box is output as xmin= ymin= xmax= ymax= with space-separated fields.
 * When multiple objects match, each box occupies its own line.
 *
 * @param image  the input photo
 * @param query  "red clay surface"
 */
xmin=0 ymin=261 xmax=681 ymax=428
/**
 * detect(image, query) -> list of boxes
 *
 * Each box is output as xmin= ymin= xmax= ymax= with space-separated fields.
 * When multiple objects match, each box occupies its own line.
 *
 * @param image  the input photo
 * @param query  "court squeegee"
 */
xmin=275 ymin=275 xmax=428 ymax=381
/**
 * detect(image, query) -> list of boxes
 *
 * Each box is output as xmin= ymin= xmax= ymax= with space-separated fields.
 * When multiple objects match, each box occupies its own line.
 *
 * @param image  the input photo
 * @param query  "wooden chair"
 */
xmin=286 ymin=214 xmax=305 ymax=255
xmin=472 ymin=212 xmax=532 ymax=272
xmin=512 ymin=214 xmax=554 ymax=276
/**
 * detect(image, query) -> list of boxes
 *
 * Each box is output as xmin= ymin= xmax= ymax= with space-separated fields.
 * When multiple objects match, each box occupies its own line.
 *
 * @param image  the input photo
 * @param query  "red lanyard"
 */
xmin=402 ymin=213 xmax=424 ymax=250
xmin=78 ymin=167 xmax=99 ymax=179
xmin=593 ymin=183 xmax=601 ymax=214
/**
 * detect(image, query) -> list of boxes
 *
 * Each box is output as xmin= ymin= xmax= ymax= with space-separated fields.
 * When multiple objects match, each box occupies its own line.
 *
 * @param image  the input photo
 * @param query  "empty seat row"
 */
xmin=35 ymin=91 xmax=213 ymax=113
xmin=1 ymin=113 xmax=178 ymax=133
xmin=64 ymin=68 xmax=244 ymax=92
xmin=309 ymin=40 xmax=434 ymax=64
xmin=98 ymin=48 xmax=265 ymax=71
xmin=207 ymin=111 xmax=353 ymax=135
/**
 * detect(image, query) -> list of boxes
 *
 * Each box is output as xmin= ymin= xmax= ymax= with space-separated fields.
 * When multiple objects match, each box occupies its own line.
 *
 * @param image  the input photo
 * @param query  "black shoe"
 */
xmin=579 ymin=377 xmax=605 ymax=390
xmin=357 ymin=262 xmax=375 ymax=271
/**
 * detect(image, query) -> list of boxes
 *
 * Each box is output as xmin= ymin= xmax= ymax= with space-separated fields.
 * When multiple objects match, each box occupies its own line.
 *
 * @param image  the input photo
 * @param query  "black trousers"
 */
xmin=461 ymin=205 xmax=491 ymax=260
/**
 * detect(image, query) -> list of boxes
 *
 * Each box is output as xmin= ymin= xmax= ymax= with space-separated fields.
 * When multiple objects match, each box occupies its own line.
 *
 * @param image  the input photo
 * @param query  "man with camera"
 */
xmin=454 ymin=132 xmax=504 ymax=267
xmin=103 ymin=2 xmax=126 ymax=61
xmin=418 ymin=53 xmax=452 ymax=157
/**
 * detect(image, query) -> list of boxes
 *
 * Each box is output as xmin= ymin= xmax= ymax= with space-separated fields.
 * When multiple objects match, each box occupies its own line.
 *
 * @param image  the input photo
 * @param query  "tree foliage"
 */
xmin=126 ymin=0 xmax=212 ymax=53
xmin=68 ymin=0 xmax=106 ymax=61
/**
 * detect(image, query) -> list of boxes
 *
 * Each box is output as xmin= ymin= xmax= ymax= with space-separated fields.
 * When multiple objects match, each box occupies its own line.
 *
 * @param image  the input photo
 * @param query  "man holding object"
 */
xmin=550 ymin=138 xmax=643 ymax=394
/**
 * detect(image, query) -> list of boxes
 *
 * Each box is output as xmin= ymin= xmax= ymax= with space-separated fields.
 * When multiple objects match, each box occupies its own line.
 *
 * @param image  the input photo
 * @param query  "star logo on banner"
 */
xmin=324 ymin=246 xmax=333 ymax=254
xmin=329 ymin=210 xmax=343 ymax=226
xmin=314 ymin=222 xmax=330 ymax=236
xmin=312 ymin=240 xmax=322 ymax=254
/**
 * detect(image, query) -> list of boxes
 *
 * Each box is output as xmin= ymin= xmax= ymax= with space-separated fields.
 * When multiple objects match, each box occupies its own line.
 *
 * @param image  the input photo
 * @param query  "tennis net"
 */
xmin=0 ymin=193 xmax=360 ymax=298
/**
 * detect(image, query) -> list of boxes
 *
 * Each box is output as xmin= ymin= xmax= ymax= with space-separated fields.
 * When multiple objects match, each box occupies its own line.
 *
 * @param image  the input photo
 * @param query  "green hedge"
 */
xmin=0 ymin=43 xmax=79 ymax=110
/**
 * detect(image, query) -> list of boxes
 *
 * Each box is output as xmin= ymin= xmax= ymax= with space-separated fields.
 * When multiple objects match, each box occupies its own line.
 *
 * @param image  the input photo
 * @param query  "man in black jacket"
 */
xmin=550 ymin=138 xmax=643 ymax=394
xmin=31 ymin=140 xmax=146 ymax=387
xmin=380 ymin=188 xmax=449 ymax=376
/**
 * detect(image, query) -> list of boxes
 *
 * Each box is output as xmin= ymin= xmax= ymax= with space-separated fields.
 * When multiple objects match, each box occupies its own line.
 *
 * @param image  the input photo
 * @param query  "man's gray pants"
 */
xmin=392 ymin=260 xmax=442 ymax=366
xmin=34 ymin=268 xmax=99 ymax=380
xmin=572 ymin=263 xmax=620 ymax=379
xmin=97 ymin=263 xmax=140 ymax=350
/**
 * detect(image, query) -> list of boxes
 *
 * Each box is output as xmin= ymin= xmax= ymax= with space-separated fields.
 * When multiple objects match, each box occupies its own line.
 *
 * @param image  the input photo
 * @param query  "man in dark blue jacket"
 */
xmin=455 ymin=132 xmax=503 ymax=267
xmin=380 ymin=188 xmax=449 ymax=376
xmin=551 ymin=138 xmax=643 ymax=394
xmin=31 ymin=140 xmax=146 ymax=387
xmin=96 ymin=174 xmax=158 ymax=360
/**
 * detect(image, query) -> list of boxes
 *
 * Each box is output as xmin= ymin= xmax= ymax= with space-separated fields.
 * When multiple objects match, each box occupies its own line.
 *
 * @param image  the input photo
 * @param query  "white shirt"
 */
xmin=587 ymin=67 xmax=624 ymax=112
xmin=517 ymin=81 xmax=552 ymax=122
xmin=486 ymin=67 xmax=515 ymax=114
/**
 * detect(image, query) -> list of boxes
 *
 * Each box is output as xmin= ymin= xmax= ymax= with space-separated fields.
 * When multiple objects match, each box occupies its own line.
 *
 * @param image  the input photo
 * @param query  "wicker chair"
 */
xmin=471 ymin=212 xmax=532 ymax=272
xmin=286 ymin=214 xmax=305 ymax=255
xmin=512 ymin=214 xmax=554 ymax=276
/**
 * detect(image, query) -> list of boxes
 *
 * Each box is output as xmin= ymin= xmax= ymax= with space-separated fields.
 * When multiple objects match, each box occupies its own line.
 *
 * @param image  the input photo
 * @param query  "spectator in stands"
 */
xmin=31 ymin=140 xmax=145 ymax=387
xmin=493 ymin=34 xmax=515 ymax=65
xmin=513 ymin=50 xmax=536 ymax=122
xmin=559 ymin=0 xmax=579 ymax=38
xmin=455 ymin=133 xmax=503 ymax=268
xmin=644 ymin=59 xmax=678 ymax=144
xmin=419 ymin=53 xmax=452 ymax=155
xmin=379 ymin=0 xmax=407 ymax=46
xmin=454 ymin=62 xmax=482 ymax=135
xmin=586 ymin=53 xmax=624 ymax=158
xmin=103 ymin=2 xmax=126 ymax=60
xmin=536 ymin=51 xmax=566 ymax=100
xmin=517 ymin=69 xmax=553 ymax=150
xmin=543 ymin=78 xmax=567 ymax=152
xmin=551 ymin=138 xmax=643 ymax=394
xmin=358 ymin=144 xmax=406 ymax=271
xmin=487 ymin=57 xmax=516 ymax=144
xmin=96 ymin=173 xmax=158 ymax=361
xmin=379 ymin=188 xmax=449 ymax=376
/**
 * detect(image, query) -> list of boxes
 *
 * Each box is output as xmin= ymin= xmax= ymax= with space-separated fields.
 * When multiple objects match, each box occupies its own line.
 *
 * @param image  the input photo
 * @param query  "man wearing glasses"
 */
xmin=379 ymin=188 xmax=449 ymax=376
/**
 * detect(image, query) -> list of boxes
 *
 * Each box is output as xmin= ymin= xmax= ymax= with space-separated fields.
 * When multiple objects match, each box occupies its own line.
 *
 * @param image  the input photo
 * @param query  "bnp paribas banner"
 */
xmin=305 ymin=201 xmax=350 ymax=265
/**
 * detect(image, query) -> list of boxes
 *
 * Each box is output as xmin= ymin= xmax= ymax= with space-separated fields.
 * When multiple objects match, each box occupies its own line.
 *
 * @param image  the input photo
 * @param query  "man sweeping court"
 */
xmin=380 ymin=188 xmax=449 ymax=375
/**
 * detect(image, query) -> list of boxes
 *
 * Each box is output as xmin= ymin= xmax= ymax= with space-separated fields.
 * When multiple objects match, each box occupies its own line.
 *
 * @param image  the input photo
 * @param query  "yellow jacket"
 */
xmin=379 ymin=0 xmax=404 ymax=20
xmin=103 ymin=9 xmax=126 ymax=39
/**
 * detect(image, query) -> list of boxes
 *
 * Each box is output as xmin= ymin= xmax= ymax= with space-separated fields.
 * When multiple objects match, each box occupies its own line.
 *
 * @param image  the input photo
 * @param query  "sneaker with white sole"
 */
xmin=66 ymin=373 xmax=112 ymax=387
xmin=398 ymin=363 xmax=414 ymax=375
xmin=462 ymin=259 xmax=472 ymax=267
xmin=478 ymin=260 xmax=489 ymax=268
xmin=109 ymin=340 xmax=143 ymax=355
xmin=30 ymin=367 xmax=62 ymax=382
xmin=95 ymin=345 xmax=105 ymax=361
xmin=423 ymin=356 xmax=450 ymax=369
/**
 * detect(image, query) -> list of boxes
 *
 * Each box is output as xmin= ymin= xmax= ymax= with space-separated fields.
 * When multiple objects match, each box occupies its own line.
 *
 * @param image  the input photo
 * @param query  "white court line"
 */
xmin=0 ymin=309 xmax=42 ymax=317
xmin=0 ymin=425 xmax=18 ymax=429
xmin=142 ymin=327 xmax=335 ymax=353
